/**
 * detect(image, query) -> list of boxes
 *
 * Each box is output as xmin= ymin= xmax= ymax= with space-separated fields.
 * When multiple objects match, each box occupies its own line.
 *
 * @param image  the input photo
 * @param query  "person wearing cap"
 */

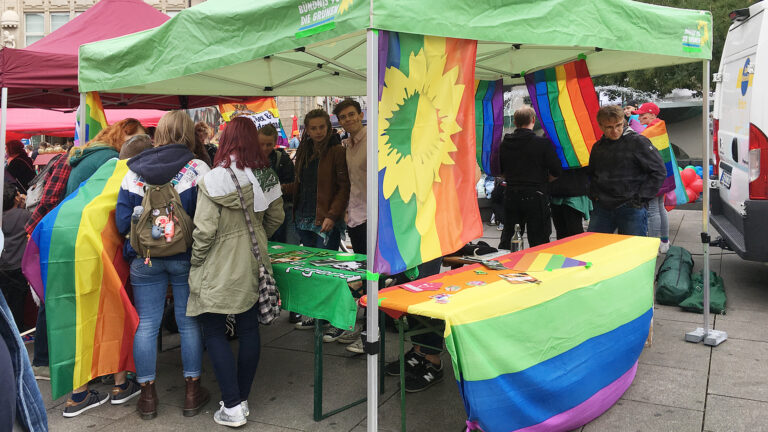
xmin=634 ymin=102 xmax=661 ymax=127
xmin=586 ymin=105 xmax=666 ymax=236
xmin=635 ymin=102 xmax=671 ymax=252
xmin=624 ymin=100 xmax=640 ymax=124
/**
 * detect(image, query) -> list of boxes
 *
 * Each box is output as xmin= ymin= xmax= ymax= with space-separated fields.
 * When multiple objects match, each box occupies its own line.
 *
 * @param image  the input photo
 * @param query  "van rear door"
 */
xmin=717 ymin=11 xmax=762 ymax=213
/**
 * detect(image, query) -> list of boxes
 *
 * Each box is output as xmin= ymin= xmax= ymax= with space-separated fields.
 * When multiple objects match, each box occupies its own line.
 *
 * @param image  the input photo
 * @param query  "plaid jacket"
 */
xmin=25 ymin=154 xmax=72 ymax=236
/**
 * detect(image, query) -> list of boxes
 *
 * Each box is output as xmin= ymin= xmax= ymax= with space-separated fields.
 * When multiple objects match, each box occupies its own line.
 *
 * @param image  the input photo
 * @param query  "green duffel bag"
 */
xmin=655 ymin=246 xmax=694 ymax=306
xmin=678 ymin=270 xmax=727 ymax=314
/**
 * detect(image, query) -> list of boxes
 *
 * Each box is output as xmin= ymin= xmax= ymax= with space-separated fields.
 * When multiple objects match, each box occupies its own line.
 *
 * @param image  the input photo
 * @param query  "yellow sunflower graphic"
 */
xmin=338 ymin=0 xmax=354 ymax=15
xmin=378 ymin=37 xmax=464 ymax=203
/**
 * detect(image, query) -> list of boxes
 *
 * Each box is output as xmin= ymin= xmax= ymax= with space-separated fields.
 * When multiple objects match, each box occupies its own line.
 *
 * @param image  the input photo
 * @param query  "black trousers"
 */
xmin=551 ymin=203 xmax=584 ymax=240
xmin=0 ymin=269 xmax=28 ymax=331
xmin=499 ymin=189 xmax=552 ymax=249
xmin=347 ymin=222 xmax=367 ymax=255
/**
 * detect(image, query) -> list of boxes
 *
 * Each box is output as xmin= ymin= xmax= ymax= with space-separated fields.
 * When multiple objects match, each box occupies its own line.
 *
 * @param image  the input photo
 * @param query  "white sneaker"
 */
xmin=337 ymin=325 xmax=362 ymax=344
xmin=659 ymin=241 xmax=670 ymax=254
xmin=213 ymin=401 xmax=247 ymax=427
xmin=345 ymin=339 xmax=365 ymax=354
xmin=241 ymin=400 xmax=249 ymax=417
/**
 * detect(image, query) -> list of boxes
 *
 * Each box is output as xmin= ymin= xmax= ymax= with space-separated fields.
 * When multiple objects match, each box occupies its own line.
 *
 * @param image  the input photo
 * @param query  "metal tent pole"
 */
xmin=686 ymin=60 xmax=727 ymax=346
xmin=1 ymin=87 xmax=7 ymax=230
xmin=365 ymin=28 xmax=380 ymax=432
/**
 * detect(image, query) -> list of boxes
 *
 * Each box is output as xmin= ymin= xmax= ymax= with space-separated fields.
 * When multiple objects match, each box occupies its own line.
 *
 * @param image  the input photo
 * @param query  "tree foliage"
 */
xmin=593 ymin=0 xmax=755 ymax=96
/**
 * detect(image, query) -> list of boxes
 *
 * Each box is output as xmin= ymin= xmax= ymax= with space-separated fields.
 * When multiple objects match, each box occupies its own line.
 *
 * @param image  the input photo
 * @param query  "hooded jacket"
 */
xmin=65 ymin=145 xmax=119 ymax=196
xmin=186 ymin=165 xmax=284 ymax=316
xmin=115 ymin=144 xmax=211 ymax=260
xmin=587 ymin=127 xmax=666 ymax=209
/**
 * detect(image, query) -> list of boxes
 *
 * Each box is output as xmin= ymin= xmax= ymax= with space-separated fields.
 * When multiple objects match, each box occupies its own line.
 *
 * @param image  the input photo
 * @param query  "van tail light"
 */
xmin=749 ymin=123 xmax=768 ymax=199
xmin=712 ymin=118 xmax=720 ymax=176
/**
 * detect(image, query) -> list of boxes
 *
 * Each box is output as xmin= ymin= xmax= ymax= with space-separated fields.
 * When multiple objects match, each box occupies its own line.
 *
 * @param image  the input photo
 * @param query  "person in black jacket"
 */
xmin=586 ymin=105 xmax=666 ymax=236
xmin=259 ymin=124 xmax=296 ymax=243
xmin=498 ymin=106 xmax=562 ymax=249
xmin=549 ymin=167 xmax=592 ymax=239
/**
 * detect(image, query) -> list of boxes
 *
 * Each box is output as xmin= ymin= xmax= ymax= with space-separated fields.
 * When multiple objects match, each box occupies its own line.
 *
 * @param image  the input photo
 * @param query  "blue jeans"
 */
xmin=297 ymin=227 xmax=341 ymax=251
xmin=130 ymin=258 xmax=203 ymax=383
xmin=32 ymin=304 xmax=48 ymax=367
xmin=588 ymin=203 xmax=648 ymax=236
xmin=647 ymin=195 xmax=669 ymax=239
xmin=0 ymin=290 xmax=47 ymax=431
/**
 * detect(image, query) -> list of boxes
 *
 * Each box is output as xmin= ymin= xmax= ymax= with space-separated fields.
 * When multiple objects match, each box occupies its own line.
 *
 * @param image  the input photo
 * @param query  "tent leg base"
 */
xmin=704 ymin=329 xmax=728 ymax=346
xmin=685 ymin=328 xmax=706 ymax=343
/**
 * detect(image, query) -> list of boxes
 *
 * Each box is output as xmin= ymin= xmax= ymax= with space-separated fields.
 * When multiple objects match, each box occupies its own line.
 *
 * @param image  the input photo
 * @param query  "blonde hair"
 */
xmin=154 ymin=111 xmax=195 ymax=151
xmin=69 ymin=118 xmax=144 ymax=161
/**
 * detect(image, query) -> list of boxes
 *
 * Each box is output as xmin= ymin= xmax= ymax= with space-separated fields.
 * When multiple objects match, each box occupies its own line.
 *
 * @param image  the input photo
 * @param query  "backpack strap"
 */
xmin=226 ymin=168 xmax=263 ymax=263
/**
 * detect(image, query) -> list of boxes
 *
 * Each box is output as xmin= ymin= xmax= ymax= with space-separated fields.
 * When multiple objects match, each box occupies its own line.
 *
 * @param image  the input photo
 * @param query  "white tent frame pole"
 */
xmin=686 ymin=59 xmax=727 ymax=346
xmin=365 ymin=27 xmax=380 ymax=432
xmin=79 ymin=92 xmax=86 ymax=145
xmin=1 ymin=87 xmax=8 ymax=229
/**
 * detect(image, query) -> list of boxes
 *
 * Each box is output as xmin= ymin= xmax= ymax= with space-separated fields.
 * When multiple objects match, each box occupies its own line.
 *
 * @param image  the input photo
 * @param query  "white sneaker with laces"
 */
xmin=345 ymin=339 xmax=365 ymax=354
xmin=659 ymin=241 xmax=670 ymax=254
xmin=241 ymin=400 xmax=249 ymax=417
xmin=213 ymin=401 xmax=247 ymax=427
xmin=337 ymin=324 xmax=362 ymax=344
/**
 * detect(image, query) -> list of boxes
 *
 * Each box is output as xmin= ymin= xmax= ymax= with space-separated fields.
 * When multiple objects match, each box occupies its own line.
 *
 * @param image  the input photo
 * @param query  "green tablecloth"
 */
xmin=268 ymin=242 xmax=365 ymax=330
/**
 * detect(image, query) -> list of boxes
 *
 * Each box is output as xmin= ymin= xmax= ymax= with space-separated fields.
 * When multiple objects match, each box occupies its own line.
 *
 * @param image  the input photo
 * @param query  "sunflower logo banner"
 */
xmin=374 ymin=31 xmax=483 ymax=275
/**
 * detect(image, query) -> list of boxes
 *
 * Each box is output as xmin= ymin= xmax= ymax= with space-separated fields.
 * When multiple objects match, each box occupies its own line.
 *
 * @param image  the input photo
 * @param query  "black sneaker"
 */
xmin=384 ymin=348 xmax=424 ymax=376
xmin=288 ymin=312 xmax=302 ymax=324
xmin=404 ymin=359 xmax=443 ymax=392
xmin=294 ymin=317 xmax=316 ymax=330
xmin=322 ymin=326 xmax=345 ymax=343
xmin=62 ymin=390 xmax=110 ymax=417
xmin=110 ymin=379 xmax=141 ymax=405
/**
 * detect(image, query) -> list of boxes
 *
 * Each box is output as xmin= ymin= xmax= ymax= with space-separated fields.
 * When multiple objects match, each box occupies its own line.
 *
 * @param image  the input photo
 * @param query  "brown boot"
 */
xmin=183 ymin=377 xmax=210 ymax=417
xmin=137 ymin=381 xmax=158 ymax=420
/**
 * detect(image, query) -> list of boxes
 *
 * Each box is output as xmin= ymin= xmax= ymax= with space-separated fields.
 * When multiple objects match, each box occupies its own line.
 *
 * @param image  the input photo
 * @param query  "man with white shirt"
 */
xmin=334 ymin=99 xmax=367 ymax=254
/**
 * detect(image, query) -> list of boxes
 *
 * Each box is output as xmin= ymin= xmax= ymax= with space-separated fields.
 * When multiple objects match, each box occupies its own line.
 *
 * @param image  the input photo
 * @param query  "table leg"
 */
xmin=314 ymin=318 xmax=323 ymax=421
xmin=380 ymin=310 xmax=386 ymax=394
xmin=399 ymin=317 xmax=406 ymax=432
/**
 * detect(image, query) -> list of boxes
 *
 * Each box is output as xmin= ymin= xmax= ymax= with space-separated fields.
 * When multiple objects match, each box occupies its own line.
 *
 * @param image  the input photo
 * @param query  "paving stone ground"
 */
xmin=34 ymin=210 xmax=768 ymax=431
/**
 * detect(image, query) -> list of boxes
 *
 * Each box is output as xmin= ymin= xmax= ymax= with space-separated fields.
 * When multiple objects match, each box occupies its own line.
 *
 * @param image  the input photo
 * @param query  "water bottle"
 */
xmin=511 ymin=224 xmax=523 ymax=252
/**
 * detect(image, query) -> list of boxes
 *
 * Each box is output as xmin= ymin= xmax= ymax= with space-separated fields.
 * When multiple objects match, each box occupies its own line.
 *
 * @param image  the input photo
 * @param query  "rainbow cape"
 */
xmin=474 ymin=79 xmax=504 ymax=176
xmin=75 ymin=91 xmax=108 ymax=145
xmin=219 ymin=97 xmax=287 ymax=138
xmin=641 ymin=120 xmax=689 ymax=206
xmin=525 ymin=59 xmax=601 ymax=169
xmin=369 ymin=233 xmax=657 ymax=431
xmin=22 ymin=159 xmax=137 ymax=399
xmin=375 ymin=31 xmax=483 ymax=275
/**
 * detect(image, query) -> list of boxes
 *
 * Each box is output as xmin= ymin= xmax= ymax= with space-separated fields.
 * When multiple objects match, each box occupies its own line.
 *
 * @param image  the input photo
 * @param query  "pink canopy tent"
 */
xmin=5 ymin=108 xmax=165 ymax=139
xmin=0 ymin=0 xmax=247 ymax=110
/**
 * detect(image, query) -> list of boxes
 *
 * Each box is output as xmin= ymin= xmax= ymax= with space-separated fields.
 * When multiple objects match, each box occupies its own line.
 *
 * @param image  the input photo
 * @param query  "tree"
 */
xmin=593 ymin=0 xmax=754 ymax=97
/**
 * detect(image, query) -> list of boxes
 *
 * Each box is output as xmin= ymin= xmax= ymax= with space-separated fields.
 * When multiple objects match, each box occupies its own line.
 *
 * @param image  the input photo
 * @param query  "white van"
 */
xmin=711 ymin=3 xmax=768 ymax=261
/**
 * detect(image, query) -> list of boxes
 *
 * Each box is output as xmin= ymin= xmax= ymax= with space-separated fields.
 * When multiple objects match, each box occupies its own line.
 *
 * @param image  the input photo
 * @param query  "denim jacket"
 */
xmin=0 ymin=292 xmax=48 ymax=431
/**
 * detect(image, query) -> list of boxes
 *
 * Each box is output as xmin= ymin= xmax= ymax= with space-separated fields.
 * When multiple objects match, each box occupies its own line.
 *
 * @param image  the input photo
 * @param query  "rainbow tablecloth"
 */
xmin=366 ymin=233 xmax=658 ymax=432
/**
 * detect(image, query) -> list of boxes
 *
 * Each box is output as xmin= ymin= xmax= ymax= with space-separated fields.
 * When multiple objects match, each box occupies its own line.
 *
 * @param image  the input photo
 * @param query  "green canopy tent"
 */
xmin=78 ymin=0 xmax=717 ymax=430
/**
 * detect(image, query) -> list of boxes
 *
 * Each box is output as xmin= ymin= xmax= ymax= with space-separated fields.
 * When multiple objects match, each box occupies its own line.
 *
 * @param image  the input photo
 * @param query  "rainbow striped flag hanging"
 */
xmin=367 ymin=233 xmax=658 ymax=431
xmin=524 ymin=59 xmax=601 ymax=169
xmin=219 ymin=97 xmax=287 ymax=138
xmin=22 ymin=159 xmax=137 ymax=399
xmin=75 ymin=91 xmax=109 ymax=145
xmin=504 ymin=252 xmax=589 ymax=272
xmin=474 ymin=79 xmax=504 ymax=175
xmin=375 ymin=31 xmax=483 ymax=275
xmin=641 ymin=120 xmax=689 ymax=207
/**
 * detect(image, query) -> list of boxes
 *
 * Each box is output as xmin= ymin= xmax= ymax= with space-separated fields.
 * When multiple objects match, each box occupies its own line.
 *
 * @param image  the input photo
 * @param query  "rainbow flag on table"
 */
xmin=524 ymin=59 xmax=601 ymax=169
xmin=504 ymin=252 xmax=588 ymax=272
xmin=641 ymin=120 xmax=689 ymax=206
xmin=368 ymin=233 xmax=658 ymax=431
xmin=75 ymin=91 xmax=109 ymax=145
xmin=22 ymin=159 xmax=137 ymax=399
xmin=375 ymin=31 xmax=483 ymax=275
xmin=474 ymin=79 xmax=504 ymax=175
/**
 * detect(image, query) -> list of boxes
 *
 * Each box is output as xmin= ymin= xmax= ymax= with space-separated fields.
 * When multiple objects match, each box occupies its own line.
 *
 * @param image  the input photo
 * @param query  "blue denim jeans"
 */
xmin=0 ymin=291 xmax=47 ymax=431
xmin=130 ymin=258 xmax=203 ymax=383
xmin=647 ymin=195 xmax=669 ymax=239
xmin=587 ymin=203 xmax=648 ymax=236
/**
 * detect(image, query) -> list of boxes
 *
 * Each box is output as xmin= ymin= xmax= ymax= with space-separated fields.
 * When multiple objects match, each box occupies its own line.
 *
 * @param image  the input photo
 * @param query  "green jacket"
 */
xmin=66 ymin=145 xmax=119 ymax=196
xmin=187 ymin=166 xmax=284 ymax=316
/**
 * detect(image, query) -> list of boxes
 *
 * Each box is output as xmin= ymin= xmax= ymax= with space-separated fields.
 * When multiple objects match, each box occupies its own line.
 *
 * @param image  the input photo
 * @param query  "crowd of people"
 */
xmin=1 ymin=96 xmax=674 ymax=430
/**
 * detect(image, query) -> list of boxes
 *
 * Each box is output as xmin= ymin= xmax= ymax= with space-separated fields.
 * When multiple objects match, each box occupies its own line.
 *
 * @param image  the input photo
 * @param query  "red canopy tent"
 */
xmin=0 ymin=0 xmax=247 ymax=110
xmin=5 ymin=108 xmax=164 ymax=139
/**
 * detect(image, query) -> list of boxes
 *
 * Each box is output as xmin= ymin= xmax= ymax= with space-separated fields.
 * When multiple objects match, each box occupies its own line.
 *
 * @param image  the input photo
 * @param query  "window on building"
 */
xmin=166 ymin=10 xmax=181 ymax=17
xmin=50 ymin=13 xmax=70 ymax=32
xmin=24 ymin=13 xmax=44 ymax=46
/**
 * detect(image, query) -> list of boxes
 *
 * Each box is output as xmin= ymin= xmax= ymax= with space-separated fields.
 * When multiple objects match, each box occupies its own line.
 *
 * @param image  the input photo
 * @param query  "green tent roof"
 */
xmin=78 ymin=0 xmax=712 ymax=96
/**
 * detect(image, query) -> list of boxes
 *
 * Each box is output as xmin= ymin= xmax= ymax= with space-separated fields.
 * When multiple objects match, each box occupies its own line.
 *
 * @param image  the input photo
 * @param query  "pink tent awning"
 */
xmin=6 ymin=108 xmax=165 ymax=139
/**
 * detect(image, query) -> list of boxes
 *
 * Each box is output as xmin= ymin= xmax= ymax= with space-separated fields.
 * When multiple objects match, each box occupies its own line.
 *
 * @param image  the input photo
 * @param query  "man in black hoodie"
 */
xmin=498 ymin=106 xmax=562 ymax=249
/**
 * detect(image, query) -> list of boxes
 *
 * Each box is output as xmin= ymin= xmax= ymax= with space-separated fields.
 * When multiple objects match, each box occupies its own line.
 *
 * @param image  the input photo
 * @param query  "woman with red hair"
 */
xmin=187 ymin=117 xmax=284 ymax=426
xmin=5 ymin=140 xmax=35 ymax=191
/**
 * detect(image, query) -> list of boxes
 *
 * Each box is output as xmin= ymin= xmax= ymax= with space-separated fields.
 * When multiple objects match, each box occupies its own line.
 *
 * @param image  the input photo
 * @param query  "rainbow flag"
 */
xmin=525 ymin=59 xmax=601 ymax=169
xmin=75 ymin=91 xmax=108 ymax=145
xmin=219 ymin=97 xmax=287 ymax=138
xmin=641 ymin=120 xmax=688 ymax=206
xmin=504 ymin=252 xmax=588 ymax=272
xmin=367 ymin=233 xmax=658 ymax=431
xmin=375 ymin=31 xmax=483 ymax=275
xmin=22 ymin=159 xmax=137 ymax=399
xmin=474 ymin=79 xmax=504 ymax=175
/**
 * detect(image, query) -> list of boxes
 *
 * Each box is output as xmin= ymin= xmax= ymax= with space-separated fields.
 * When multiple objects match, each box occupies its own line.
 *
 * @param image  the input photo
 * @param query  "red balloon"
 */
xmin=690 ymin=178 xmax=704 ymax=194
xmin=681 ymin=168 xmax=697 ymax=186
xmin=664 ymin=190 xmax=677 ymax=207
xmin=686 ymin=187 xmax=698 ymax=203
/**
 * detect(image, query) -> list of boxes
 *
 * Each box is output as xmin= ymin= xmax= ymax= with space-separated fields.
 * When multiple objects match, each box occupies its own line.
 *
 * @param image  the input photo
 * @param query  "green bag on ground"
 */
xmin=655 ymin=246 xmax=694 ymax=306
xmin=678 ymin=270 xmax=727 ymax=314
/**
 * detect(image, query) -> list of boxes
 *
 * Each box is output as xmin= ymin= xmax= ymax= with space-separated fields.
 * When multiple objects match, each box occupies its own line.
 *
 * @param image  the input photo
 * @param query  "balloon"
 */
xmin=684 ymin=165 xmax=695 ymax=171
xmin=691 ymin=178 xmax=704 ymax=194
xmin=664 ymin=190 xmax=677 ymax=207
xmin=681 ymin=168 xmax=697 ymax=186
xmin=695 ymin=167 xmax=703 ymax=177
xmin=686 ymin=187 xmax=698 ymax=203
